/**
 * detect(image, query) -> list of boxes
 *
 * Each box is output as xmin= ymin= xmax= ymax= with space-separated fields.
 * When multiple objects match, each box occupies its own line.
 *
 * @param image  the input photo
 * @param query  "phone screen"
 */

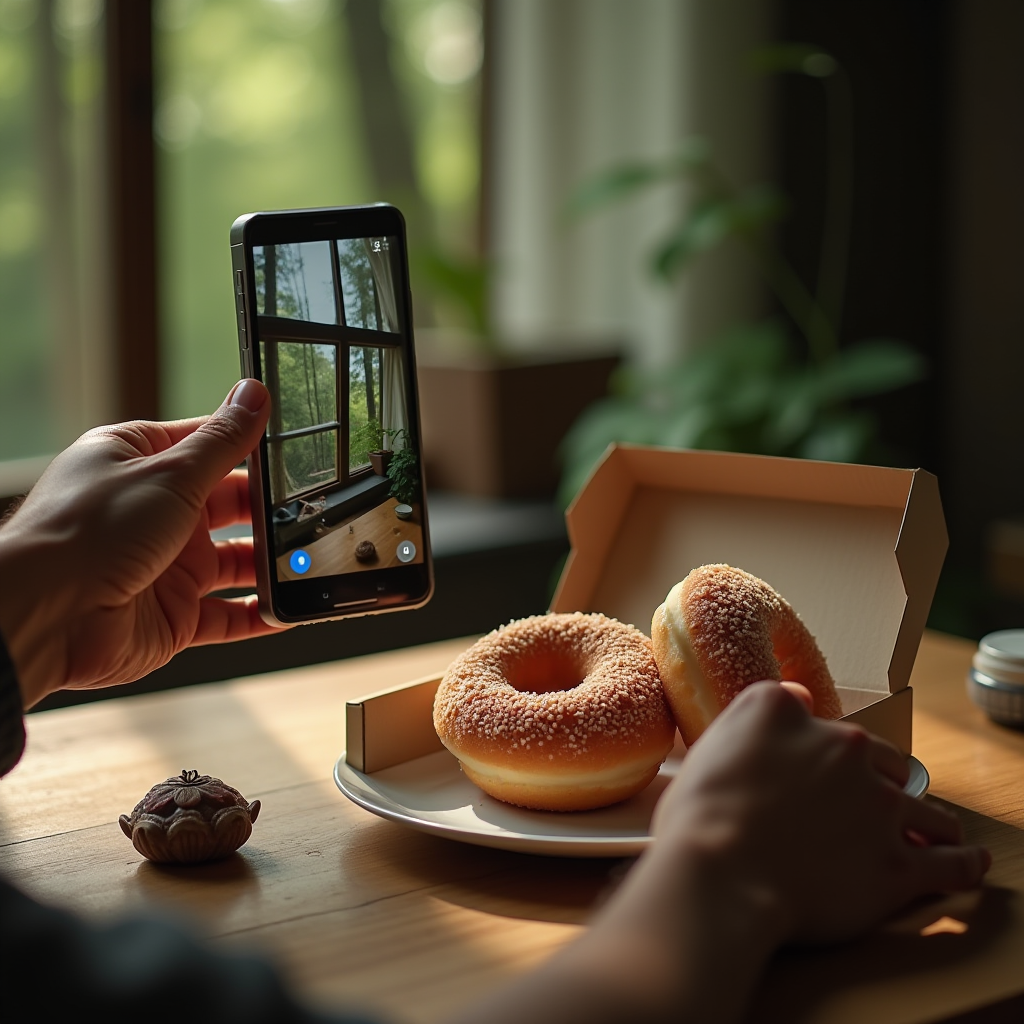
xmin=235 ymin=209 xmax=432 ymax=623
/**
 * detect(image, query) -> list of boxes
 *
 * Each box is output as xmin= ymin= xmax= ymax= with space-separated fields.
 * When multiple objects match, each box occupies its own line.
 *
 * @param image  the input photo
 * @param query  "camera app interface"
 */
xmin=252 ymin=236 xmax=424 ymax=584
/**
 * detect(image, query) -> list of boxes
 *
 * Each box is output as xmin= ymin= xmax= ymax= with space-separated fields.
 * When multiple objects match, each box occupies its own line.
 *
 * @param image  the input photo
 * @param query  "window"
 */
xmin=256 ymin=237 xmax=402 ymax=507
xmin=260 ymin=340 xmax=338 ymax=498
xmin=256 ymin=240 xmax=337 ymax=325
xmin=155 ymin=0 xmax=484 ymax=421
xmin=349 ymin=345 xmax=381 ymax=471
xmin=0 ymin=0 xmax=483 ymax=496
xmin=0 ymin=0 xmax=105 ymax=466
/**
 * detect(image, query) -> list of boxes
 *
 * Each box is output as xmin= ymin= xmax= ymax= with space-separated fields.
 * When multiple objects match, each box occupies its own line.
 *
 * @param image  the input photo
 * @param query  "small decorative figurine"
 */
xmin=119 ymin=769 xmax=261 ymax=864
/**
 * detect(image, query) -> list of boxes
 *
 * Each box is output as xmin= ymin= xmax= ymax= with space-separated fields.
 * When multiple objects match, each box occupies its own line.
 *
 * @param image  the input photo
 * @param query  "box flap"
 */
xmin=890 ymin=469 xmax=949 ymax=689
xmin=346 ymin=674 xmax=444 ymax=773
xmin=552 ymin=445 xmax=947 ymax=696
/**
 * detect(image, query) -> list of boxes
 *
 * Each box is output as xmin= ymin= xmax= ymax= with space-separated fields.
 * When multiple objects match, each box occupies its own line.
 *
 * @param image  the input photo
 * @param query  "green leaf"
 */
xmin=349 ymin=417 xmax=384 ymax=461
xmin=716 ymin=319 xmax=791 ymax=370
xmin=567 ymin=163 xmax=668 ymax=219
xmin=652 ymin=187 xmax=786 ymax=280
xmin=817 ymin=339 xmax=927 ymax=401
xmin=762 ymin=367 xmax=823 ymax=449
xmin=415 ymin=251 xmax=490 ymax=337
xmin=651 ymin=201 xmax=736 ymax=278
xmin=386 ymin=446 xmax=420 ymax=505
xmin=799 ymin=412 xmax=876 ymax=463
xmin=660 ymin=405 xmax=715 ymax=448
xmin=718 ymin=375 xmax=776 ymax=423
xmin=565 ymin=138 xmax=712 ymax=220
xmin=657 ymin=355 xmax=722 ymax=404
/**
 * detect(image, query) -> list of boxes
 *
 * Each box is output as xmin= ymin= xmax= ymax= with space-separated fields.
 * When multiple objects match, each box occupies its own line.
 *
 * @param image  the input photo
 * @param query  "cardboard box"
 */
xmin=347 ymin=444 xmax=947 ymax=770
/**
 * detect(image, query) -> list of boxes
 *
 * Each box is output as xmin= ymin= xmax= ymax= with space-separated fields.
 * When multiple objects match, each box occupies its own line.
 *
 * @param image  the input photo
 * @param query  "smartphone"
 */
xmin=229 ymin=205 xmax=433 ymax=626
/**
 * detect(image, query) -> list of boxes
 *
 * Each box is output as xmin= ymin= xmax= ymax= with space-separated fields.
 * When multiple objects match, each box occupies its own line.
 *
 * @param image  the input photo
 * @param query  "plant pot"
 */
xmin=368 ymin=450 xmax=393 ymax=476
xmin=416 ymin=345 xmax=620 ymax=499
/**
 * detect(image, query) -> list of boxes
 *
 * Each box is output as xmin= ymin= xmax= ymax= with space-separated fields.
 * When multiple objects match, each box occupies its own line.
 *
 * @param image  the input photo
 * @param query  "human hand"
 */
xmin=651 ymin=682 xmax=990 ymax=945
xmin=0 ymin=380 xmax=285 ymax=707
xmin=450 ymin=685 xmax=991 ymax=1024
xmin=554 ymin=683 xmax=991 ymax=1023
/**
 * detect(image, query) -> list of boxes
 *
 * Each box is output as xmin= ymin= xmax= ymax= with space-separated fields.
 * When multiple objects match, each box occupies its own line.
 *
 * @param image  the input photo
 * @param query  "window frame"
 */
xmin=0 ymin=2 xmax=158 ymax=501
xmin=257 ymin=240 xmax=399 ymax=506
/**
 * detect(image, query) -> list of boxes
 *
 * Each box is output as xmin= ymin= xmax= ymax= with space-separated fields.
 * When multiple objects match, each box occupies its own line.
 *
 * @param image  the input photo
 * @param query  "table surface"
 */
xmin=3 ymin=632 xmax=1024 ymax=1024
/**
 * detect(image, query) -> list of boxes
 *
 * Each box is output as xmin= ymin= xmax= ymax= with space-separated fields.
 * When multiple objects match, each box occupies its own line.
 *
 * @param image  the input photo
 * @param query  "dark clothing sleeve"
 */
xmin=0 ymin=629 xmax=376 ymax=1024
xmin=0 ymin=879 xmax=363 ymax=1024
xmin=0 ymin=624 xmax=25 ymax=776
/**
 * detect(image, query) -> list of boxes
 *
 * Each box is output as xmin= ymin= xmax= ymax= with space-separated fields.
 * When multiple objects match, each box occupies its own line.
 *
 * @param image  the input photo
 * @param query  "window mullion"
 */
xmin=105 ymin=0 xmax=159 ymax=421
xmin=329 ymin=241 xmax=348 ymax=485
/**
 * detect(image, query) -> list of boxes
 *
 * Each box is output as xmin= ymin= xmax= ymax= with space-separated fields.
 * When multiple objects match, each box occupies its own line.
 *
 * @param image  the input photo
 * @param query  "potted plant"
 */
xmin=559 ymin=45 xmax=926 ymax=505
xmin=350 ymin=420 xmax=408 ymax=477
xmin=386 ymin=436 xmax=419 ymax=507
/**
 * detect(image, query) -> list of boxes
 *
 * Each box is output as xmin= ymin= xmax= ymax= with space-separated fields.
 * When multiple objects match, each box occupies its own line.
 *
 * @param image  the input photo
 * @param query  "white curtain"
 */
xmin=489 ymin=0 xmax=772 ymax=367
xmin=366 ymin=239 xmax=407 ymax=448
xmin=380 ymin=347 xmax=408 ymax=450
xmin=365 ymin=240 xmax=400 ymax=333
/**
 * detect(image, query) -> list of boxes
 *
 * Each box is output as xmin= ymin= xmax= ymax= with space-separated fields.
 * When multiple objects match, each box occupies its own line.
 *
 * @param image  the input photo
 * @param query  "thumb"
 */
xmin=163 ymin=379 xmax=271 ymax=505
xmin=779 ymin=681 xmax=814 ymax=714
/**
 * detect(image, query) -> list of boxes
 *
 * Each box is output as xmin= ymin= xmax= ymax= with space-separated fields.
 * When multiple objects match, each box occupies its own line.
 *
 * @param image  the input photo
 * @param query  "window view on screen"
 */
xmin=252 ymin=235 xmax=423 ymax=584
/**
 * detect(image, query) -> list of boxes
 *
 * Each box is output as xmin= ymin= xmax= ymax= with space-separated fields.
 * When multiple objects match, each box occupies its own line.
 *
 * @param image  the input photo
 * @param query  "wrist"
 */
xmin=0 ymin=524 xmax=74 ymax=707
xmin=583 ymin=826 xmax=786 ymax=1024
xmin=659 ymin=822 xmax=789 ymax=948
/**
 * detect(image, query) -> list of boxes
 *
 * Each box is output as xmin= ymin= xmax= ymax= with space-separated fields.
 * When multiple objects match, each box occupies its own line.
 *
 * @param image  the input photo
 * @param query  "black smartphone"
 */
xmin=230 ymin=205 xmax=433 ymax=626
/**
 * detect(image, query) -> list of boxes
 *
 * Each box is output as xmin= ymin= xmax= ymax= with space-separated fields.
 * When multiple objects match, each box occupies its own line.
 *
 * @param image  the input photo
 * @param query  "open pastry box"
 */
xmin=346 ymin=444 xmax=947 ymax=772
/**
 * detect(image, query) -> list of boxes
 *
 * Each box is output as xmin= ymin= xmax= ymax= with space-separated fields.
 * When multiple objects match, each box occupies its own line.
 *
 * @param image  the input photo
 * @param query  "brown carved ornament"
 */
xmin=355 ymin=539 xmax=377 ymax=562
xmin=119 ymin=769 xmax=261 ymax=864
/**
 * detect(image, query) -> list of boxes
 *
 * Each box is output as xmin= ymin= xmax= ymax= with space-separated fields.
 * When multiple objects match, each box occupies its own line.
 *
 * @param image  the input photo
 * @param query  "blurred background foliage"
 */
xmin=0 ymin=0 xmax=483 ymax=460
xmin=558 ymin=43 xmax=926 ymax=506
xmin=0 ymin=0 xmax=104 ymax=460
xmin=156 ymin=0 xmax=483 ymax=419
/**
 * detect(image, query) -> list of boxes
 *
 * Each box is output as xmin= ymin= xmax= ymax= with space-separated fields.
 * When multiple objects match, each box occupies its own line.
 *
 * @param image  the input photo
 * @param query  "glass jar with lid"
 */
xmin=967 ymin=630 xmax=1024 ymax=725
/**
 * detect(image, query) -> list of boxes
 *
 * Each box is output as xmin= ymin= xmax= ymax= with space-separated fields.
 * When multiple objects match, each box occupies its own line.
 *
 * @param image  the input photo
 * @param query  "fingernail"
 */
xmin=228 ymin=379 xmax=267 ymax=413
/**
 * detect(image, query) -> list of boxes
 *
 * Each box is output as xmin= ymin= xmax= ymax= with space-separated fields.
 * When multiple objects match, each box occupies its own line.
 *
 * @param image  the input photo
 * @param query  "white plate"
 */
xmin=334 ymin=748 xmax=930 ymax=858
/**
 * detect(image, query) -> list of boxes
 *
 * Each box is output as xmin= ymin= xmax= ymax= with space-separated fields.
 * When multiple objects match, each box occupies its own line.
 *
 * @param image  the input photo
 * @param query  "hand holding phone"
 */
xmin=230 ymin=205 xmax=433 ymax=625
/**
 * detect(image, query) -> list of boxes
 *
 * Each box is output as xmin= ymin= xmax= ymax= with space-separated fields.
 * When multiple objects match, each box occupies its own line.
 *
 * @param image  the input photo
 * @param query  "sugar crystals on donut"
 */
xmin=433 ymin=568 xmax=841 ymax=812
xmin=432 ymin=613 xmax=676 ymax=812
xmin=652 ymin=564 xmax=843 ymax=747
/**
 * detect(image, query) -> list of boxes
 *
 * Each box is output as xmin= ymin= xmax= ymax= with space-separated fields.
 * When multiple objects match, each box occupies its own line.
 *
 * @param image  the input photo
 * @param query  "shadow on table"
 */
xmin=347 ymin=798 xmax=1024 ymax=1019
xmin=130 ymin=852 xmax=264 ymax=914
xmin=751 ymin=886 xmax=1015 ymax=1020
xmin=346 ymin=817 xmax=625 ymax=926
xmin=749 ymin=802 xmax=1024 ymax=1023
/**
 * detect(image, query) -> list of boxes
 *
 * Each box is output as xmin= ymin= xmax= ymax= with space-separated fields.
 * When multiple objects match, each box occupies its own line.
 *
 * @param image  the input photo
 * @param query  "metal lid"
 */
xmin=973 ymin=630 xmax=1024 ymax=686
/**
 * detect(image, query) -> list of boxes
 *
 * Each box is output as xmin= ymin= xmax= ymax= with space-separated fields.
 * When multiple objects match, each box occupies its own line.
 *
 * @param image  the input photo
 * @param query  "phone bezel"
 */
xmin=231 ymin=205 xmax=434 ymax=626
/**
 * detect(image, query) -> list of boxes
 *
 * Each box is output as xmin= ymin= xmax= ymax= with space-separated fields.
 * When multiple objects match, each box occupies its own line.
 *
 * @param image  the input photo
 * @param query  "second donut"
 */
xmin=652 ymin=564 xmax=843 ymax=747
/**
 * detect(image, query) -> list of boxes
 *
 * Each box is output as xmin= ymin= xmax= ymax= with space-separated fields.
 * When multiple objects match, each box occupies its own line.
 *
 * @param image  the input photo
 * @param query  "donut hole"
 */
xmin=505 ymin=650 xmax=585 ymax=695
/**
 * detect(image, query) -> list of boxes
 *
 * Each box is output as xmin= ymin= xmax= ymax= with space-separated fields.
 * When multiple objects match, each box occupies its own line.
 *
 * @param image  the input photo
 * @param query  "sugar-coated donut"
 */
xmin=433 ymin=613 xmax=676 ymax=811
xmin=652 ymin=564 xmax=843 ymax=746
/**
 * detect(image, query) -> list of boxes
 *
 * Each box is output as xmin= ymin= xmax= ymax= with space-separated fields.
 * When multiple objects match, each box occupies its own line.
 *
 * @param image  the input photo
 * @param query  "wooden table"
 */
xmin=2 ymin=632 xmax=1024 ymax=1023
